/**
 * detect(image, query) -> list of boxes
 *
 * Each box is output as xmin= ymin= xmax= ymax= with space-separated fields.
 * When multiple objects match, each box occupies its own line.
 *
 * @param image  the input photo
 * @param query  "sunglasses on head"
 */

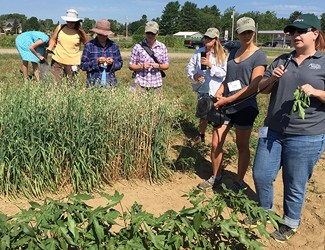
xmin=289 ymin=27 xmax=315 ymax=36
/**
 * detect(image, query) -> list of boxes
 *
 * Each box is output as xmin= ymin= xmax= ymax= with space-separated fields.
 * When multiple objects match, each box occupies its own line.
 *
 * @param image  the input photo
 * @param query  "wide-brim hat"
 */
xmin=236 ymin=17 xmax=255 ymax=34
xmin=90 ymin=19 xmax=114 ymax=36
xmin=284 ymin=13 xmax=321 ymax=33
xmin=61 ymin=9 xmax=82 ymax=22
xmin=204 ymin=28 xmax=220 ymax=39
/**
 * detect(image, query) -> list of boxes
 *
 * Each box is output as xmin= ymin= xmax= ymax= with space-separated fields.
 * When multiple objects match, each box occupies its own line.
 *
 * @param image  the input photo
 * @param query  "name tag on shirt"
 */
xmin=71 ymin=65 xmax=78 ymax=72
xmin=228 ymin=80 xmax=242 ymax=92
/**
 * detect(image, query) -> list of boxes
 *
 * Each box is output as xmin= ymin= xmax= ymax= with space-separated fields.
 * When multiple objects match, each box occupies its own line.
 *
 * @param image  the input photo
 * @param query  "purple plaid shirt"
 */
xmin=129 ymin=39 xmax=169 ymax=88
xmin=80 ymin=38 xmax=123 ymax=87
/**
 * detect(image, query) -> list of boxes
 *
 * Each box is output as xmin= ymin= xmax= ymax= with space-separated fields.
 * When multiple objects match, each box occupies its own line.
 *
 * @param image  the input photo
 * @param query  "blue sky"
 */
xmin=2 ymin=0 xmax=325 ymax=24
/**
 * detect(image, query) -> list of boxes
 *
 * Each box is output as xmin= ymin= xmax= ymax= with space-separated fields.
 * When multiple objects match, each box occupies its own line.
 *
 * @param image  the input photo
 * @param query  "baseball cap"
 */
xmin=284 ymin=13 xmax=321 ymax=33
xmin=236 ymin=17 xmax=255 ymax=34
xmin=145 ymin=21 xmax=159 ymax=34
xmin=204 ymin=28 xmax=220 ymax=39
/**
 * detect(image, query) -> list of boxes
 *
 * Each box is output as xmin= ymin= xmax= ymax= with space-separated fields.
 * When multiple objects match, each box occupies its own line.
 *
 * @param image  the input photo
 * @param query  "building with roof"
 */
xmin=173 ymin=31 xmax=203 ymax=38
xmin=4 ymin=19 xmax=22 ymax=34
xmin=258 ymin=30 xmax=291 ymax=48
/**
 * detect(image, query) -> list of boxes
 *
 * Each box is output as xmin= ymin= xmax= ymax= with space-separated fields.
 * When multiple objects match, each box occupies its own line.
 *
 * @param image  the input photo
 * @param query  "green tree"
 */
xmin=199 ymin=5 xmax=222 ymax=34
xmin=107 ymin=19 xmax=120 ymax=34
xmin=39 ymin=19 xmax=53 ymax=32
xmin=129 ymin=15 xmax=147 ymax=35
xmin=27 ymin=16 xmax=40 ymax=30
xmin=5 ymin=13 xmax=27 ymax=28
xmin=288 ymin=11 xmax=302 ymax=25
xmin=320 ymin=13 xmax=325 ymax=33
xmin=159 ymin=1 xmax=181 ymax=35
xmin=277 ymin=17 xmax=289 ymax=30
xmin=12 ymin=19 xmax=20 ymax=34
xmin=179 ymin=1 xmax=199 ymax=31
xmin=252 ymin=11 xmax=280 ymax=44
xmin=23 ymin=20 xmax=30 ymax=32
xmin=220 ymin=7 xmax=237 ymax=40
xmin=0 ymin=18 xmax=6 ymax=33
xmin=134 ymin=26 xmax=145 ymax=35
xmin=118 ymin=23 xmax=126 ymax=35
xmin=82 ymin=18 xmax=96 ymax=33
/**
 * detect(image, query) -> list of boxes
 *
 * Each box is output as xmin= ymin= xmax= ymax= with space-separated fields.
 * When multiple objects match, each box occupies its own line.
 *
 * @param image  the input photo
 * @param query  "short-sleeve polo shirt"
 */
xmin=264 ymin=50 xmax=325 ymax=135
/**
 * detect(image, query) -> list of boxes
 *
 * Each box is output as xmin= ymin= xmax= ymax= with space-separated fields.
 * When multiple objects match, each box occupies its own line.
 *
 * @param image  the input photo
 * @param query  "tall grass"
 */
xmin=0 ymin=74 xmax=180 ymax=198
xmin=0 ymin=50 xmax=280 ymax=198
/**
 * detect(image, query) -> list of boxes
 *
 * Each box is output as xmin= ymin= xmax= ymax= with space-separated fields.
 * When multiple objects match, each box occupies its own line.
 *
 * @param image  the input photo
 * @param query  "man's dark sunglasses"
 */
xmin=289 ymin=27 xmax=315 ymax=36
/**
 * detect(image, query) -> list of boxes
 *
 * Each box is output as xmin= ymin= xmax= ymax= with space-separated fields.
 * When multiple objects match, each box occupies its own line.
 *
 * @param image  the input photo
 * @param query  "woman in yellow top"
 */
xmin=48 ymin=9 xmax=88 ymax=83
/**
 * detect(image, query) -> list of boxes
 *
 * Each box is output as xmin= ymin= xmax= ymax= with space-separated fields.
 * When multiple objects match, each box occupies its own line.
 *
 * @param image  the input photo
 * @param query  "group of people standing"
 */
xmin=15 ymin=10 xmax=325 ymax=244
xmin=15 ymin=9 xmax=169 ymax=90
xmin=189 ymin=14 xmax=325 ymax=243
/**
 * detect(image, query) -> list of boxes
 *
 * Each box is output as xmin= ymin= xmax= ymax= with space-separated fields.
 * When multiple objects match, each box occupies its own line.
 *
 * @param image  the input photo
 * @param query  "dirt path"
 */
xmin=0 ymin=48 xmax=18 ymax=54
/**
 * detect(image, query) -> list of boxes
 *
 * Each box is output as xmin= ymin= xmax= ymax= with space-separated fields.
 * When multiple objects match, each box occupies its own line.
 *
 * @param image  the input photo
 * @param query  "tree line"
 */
xmin=1 ymin=1 xmax=325 ymax=39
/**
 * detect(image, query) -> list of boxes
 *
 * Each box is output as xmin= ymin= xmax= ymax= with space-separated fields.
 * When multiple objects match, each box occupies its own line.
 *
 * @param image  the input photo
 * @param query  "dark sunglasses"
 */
xmin=145 ymin=32 xmax=156 ymax=35
xmin=289 ymin=27 xmax=315 ymax=36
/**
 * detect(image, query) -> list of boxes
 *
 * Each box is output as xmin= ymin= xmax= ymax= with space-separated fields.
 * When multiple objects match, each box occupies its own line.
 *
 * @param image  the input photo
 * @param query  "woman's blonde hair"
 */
xmin=212 ymin=39 xmax=226 ymax=66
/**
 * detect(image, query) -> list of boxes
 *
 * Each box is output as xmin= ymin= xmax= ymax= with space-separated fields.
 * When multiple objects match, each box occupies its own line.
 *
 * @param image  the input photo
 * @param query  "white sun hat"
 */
xmin=61 ymin=9 xmax=82 ymax=22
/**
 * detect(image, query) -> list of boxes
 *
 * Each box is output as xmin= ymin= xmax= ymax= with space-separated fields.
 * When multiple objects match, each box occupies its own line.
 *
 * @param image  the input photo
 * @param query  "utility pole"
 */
xmin=231 ymin=11 xmax=234 ymax=41
xmin=126 ymin=16 xmax=128 ymax=40
xmin=255 ymin=23 xmax=256 ymax=44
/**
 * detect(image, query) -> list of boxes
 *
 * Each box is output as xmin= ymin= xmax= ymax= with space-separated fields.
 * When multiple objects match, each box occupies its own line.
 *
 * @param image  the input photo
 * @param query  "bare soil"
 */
xmin=0 ymin=133 xmax=324 ymax=249
xmin=0 ymin=48 xmax=324 ymax=249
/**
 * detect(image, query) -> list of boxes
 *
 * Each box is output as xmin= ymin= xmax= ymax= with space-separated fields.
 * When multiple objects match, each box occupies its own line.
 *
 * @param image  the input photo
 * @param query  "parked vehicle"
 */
xmin=184 ymin=38 xmax=230 ymax=50
xmin=220 ymin=39 xmax=230 ymax=46
xmin=183 ymin=38 xmax=204 ymax=50
xmin=222 ymin=40 xmax=241 ymax=53
xmin=260 ymin=42 xmax=278 ymax=47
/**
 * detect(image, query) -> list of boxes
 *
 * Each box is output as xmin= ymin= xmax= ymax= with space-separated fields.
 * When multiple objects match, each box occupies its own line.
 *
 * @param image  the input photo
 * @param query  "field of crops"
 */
xmin=0 ymin=53 xmax=187 ymax=198
xmin=0 ymin=49 xmax=282 ymax=198
xmin=0 ymin=49 xmax=324 ymax=249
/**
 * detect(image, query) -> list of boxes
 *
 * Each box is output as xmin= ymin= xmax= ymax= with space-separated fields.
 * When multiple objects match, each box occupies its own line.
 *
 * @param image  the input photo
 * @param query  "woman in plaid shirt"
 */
xmin=80 ymin=19 xmax=123 ymax=88
xmin=129 ymin=21 xmax=169 ymax=94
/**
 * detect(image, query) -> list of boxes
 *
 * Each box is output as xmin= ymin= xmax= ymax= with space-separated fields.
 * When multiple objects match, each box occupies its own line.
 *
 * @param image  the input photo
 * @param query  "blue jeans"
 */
xmin=253 ymin=129 xmax=325 ymax=228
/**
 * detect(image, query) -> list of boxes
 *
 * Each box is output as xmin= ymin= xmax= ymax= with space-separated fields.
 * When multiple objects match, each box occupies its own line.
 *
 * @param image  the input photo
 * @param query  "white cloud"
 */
xmin=247 ymin=2 xmax=323 ymax=17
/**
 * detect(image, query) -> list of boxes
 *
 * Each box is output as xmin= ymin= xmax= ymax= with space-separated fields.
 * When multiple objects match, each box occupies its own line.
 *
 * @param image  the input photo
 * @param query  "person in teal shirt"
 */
xmin=15 ymin=31 xmax=49 ymax=83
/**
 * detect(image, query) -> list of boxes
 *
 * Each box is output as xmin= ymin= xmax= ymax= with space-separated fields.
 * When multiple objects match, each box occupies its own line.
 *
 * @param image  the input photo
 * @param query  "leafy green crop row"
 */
xmin=0 ymin=187 xmax=282 ymax=250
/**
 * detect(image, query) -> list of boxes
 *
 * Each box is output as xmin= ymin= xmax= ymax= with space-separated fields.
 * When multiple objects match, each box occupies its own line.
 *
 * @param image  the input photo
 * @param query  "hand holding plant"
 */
xmin=290 ymin=86 xmax=310 ymax=120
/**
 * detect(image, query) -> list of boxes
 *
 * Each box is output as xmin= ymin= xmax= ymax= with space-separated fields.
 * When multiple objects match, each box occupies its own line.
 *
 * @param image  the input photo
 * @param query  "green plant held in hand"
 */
xmin=290 ymin=86 xmax=310 ymax=120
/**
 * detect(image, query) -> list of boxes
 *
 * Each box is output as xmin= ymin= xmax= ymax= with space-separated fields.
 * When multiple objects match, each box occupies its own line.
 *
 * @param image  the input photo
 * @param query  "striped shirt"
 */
xmin=129 ymin=39 xmax=169 ymax=88
xmin=80 ymin=38 xmax=123 ymax=87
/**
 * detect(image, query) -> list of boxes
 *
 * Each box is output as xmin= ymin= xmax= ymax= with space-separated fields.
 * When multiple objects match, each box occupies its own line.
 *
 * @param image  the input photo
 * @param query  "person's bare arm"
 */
xmin=29 ymin=39 xmax=45 ymax=61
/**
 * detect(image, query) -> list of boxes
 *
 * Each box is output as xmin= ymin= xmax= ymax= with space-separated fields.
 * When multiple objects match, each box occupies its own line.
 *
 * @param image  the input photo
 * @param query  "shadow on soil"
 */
xmin=172 ymin=138 xmax=258 ymax=202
